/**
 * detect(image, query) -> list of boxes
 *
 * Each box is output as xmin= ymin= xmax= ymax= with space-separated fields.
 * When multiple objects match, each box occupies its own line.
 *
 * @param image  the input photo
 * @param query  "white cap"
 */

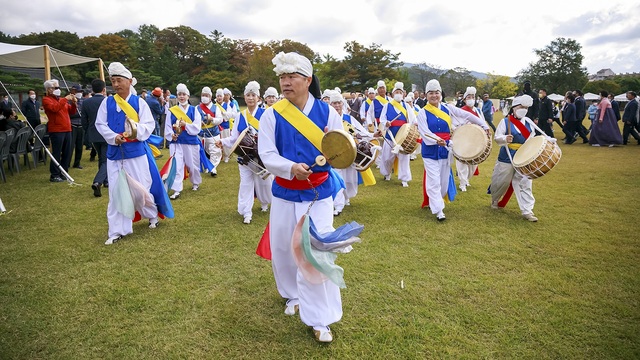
xmin=334 ymin=87 xmax=341 ymax=94
xmin=264 ymin=87 xmax=278 ymax=98
xmin=367 ymin=87 xmax=375 ymax=94
xmin=512 ymin=94 xmax=533 ymax=108
xmin=329 ymin=92 xmax=343 ymax=103
xmin=392 ymin=82 xmax=404 ymax=93
xmin=108 ymin=62 xmax=132 ymax=79
xmin=463 ymin=86 xmax=477 ymax=99
xmin=201 ymin=87 xmax=212 ymax=96
xmin=223 ymin=88 xmax=232 ymax=96
xmin=377 ymin=80 xmax=386 ymax=89
xmin=216 ymin=88 xmax=224 ymax=97
xmin=244 ymin=81 xmax=260 ymax=96
xmin=272 ymin=52 xmax=313 ymax=77
xmin=322 ymin=89 xmax=333 ymax=99
xmin=176 ymin=83 xmax=189 ymax=96
xmin=425 ymin=79 xmax=442 ymax=92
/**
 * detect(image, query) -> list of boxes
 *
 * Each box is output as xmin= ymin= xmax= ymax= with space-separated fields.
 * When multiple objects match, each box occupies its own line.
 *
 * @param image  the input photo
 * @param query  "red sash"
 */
xmin=497 ymin=115 xmax=531 ymax=208
xmin=274 ymin=172 xmax=329 ymax=190
xmin=199 ymin=103 xmax=215 ymax=117
xmin=389 ymin=119 xmax=406 ymax=127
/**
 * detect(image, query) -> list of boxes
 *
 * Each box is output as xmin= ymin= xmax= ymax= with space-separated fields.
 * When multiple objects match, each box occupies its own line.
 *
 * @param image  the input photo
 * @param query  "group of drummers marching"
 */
xmin=165 ymin=76 xmax=560 ymax=225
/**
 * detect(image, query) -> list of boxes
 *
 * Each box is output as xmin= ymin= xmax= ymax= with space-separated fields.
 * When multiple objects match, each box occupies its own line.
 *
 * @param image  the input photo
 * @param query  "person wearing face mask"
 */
xmin=489 ymin=94 xmax=552 ymax=222
xmin=42 ymin=79 xmax=77 ymax=182
xmin=1 ymin=95 xmax=11 ymax=113
xmin=197 ymin=86 xmax=223 ymax=177
xmin=164 ymin=83 xmax=204 ymax=199
xmin=378 ymin=82 xmax=417 ymax=187
xmin=263 ymin=87 xmax=279 ymax=108
xmin=417 ymin=80 xmax=490 ymax=221
xmin=217 ymin=81 xmax=273 ymax=224
xmin=21 ymin=89 xmax=42 ymax=129
xmin=455 ymin=86 xmax=486 ymax=192
xmin=365 ymin=80 xmax=390 ymax=129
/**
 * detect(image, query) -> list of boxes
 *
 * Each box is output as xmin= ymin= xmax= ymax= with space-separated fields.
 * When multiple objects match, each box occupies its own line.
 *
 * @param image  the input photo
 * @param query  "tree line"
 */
xmin=1 ymin=26 xmax=638 ymax=101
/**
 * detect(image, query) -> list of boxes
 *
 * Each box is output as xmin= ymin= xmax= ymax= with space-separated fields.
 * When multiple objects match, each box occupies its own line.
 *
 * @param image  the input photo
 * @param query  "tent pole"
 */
xmin=43 ymin=45 xmax=51 ymax=80
xmin=99 ymin=58 xmax=105 ymax=82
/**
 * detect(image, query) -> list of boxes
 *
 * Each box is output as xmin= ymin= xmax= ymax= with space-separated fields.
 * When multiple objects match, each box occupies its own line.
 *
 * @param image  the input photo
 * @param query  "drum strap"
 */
xmin=243 ymin=109 xmax=260 ymax=131
xmin=169 ymin=105 xmax=193 ymax=124
xmin=272 ymin=99 xmax=323 ymax=152
xmin=199 ymin=103 xmax=216 ymax=129
xmin=509 ymin=115 xmax=531 ymax=137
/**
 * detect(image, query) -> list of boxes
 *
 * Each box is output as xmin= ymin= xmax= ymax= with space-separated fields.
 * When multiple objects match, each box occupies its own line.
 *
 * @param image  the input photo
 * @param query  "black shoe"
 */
xmin=210 ymin=172 xmax=217 ymax=177
xmin=582 ymin=139 xmax=589 ymax=143
xmin=89 ymin=157 xmax=96 ymax=162
xmin=50 ymin=176 xmax=65 ymax=182
xmin=103 ymin=182 xmax=109 ymax=188
xmin=73 ymin=165 xmax=83 ymax=169
xmin=92 ymin=183 xmax=102 ymax=197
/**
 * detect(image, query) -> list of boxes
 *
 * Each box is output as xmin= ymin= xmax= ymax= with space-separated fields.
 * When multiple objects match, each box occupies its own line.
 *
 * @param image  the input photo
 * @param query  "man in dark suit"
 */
xmin=608 ymin=93 xmax=621 ymax=121
xmin=537 ymin=88 xmax=554 ymax=137
xmin=1 ymin=95 xmax=11 ymax=113
xmin=572 ymin=90 xmax=589 ymax=142
xmin=621 ymin=91 xmax=640 ymax=145
xmin=81 ymin=79 xmax=108 ymax=197
xmin=21 ymin=89 xmax=42 ymax=148
xmin=522 ymin=80 xmax=539 ymax=121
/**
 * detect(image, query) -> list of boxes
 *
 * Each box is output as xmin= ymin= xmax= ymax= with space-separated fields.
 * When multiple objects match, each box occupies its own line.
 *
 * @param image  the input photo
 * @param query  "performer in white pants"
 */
xmin=379 ymin=82 xmax=416 ymax=187
xmin=197 ymin=87 xmax=223 ymax=177
xmin=219 ymin=81 xmax=273 ymax=224
xmin=258 ymin=52 xmax=344 ymax=343
xmin=455 ymin=86 xmax=486 ymax=192
xmin=164 ymin=83 xmax=202 ymax=199
xmin=417 ymin=80 xmax=490 ymax=221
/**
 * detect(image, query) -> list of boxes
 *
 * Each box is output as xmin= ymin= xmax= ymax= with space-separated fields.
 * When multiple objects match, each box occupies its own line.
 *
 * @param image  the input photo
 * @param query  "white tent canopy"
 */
xmin=613 ymin=93 xmax=627 ymax=102
xmin=547 ymin=93 xmax=564 ymax=101
xmin=0 ymin=42 xmax=98 ymax=68
xmin=583 ymin=92 xmax=599 ymax=101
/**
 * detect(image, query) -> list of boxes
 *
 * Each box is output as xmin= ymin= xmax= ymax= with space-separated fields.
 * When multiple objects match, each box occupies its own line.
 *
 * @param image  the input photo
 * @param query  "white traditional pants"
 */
xmin=203 ymin=135 xmax=222 ymax=174
xmin=423 ymin=157 xmax=450 ymax=215
xmin=106 ymin=155 xmax=158 ymax=238
xmin=490 ymin=161 xmax=535 ymax=215
xmin=237 ymin=164 xmax=273 ymax=217
xmin=220 ymin=128 xmax=231 ymax=161
xmin=379 ymin=141 xmax=411 ymax=182
xmin=270 ymin=196 xmax=342 ymax=328
xmin=334 ymin=166 xmax=358 ymax=212
xmin=169 ymin=143 xmax=201 ymax=192
xmin=456 ymin=159 xmax=477 ymax=187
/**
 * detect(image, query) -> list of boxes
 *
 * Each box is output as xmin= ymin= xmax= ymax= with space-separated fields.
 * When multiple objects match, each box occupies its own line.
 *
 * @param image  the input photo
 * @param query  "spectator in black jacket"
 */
xmin=621 ymin=91 xmax=640 ymax=145
xmin=537 ymin=88 xmax=554 ymax=137
xmin=81 ymin=79 xmax=108 ymax=197
xmin=572 ymin=90 xmax=589 ymax=142
xmin=20 ymin=89 xmax=41 ymax=129
xmin=608 ymin=93 xmax=621 ymax=121
xmin=561 ymin=92 xmax=578 ymax=144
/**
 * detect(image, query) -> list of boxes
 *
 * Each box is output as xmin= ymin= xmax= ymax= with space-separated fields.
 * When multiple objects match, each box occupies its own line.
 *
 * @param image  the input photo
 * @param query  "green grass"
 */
xmin=1 ymin=120 xmax=639 ymax=359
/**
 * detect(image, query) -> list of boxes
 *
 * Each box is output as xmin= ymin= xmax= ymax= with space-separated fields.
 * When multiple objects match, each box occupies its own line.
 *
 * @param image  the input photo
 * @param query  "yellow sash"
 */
xmin=169 ymin=105 xmax=193 ymax=124
xmin=424 ymin=103 xmax=452 ymax=130
xmin=114 ymin=94 xmax=139 ymax=123
xmin=365 ymin=98 xmax=372 ymax=106
xmin=389 ymin=100 xmax=408 ymax=119
xmin=272 ymin=99 xmax=323 ymax=152
xmin=508 ymin=143 xmax=522 ymax=150
xmin=375 ymin=95 xmax=388 ymax=105
xmin=216 ymin=103 xmax=235 ymax=129
xmin=244 ymin=109 xmax=260 ymax=131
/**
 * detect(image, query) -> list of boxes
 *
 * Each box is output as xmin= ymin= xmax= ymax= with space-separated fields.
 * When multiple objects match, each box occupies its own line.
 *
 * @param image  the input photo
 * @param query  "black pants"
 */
xmin=622 ymin=123 xmax=640 ymax=144
xmin=48 ymin=131 xmax=71 ymax=179
xmin=539 ymin=119 xmax=554 ymax=137
xmin=485 ymin=117 xmax=496 ymax=132
xmin=91 ymin=141 xmax=108 ymax=185
xmin=71 ymin=125 xmax=84 ymax=167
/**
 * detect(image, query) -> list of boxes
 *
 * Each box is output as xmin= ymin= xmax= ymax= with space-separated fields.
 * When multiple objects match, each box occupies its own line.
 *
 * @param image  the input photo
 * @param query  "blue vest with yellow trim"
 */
xmin=384 ymin=101 xmax=408 ymax=140
xmin=421 ymin=104 xmax=451 ymax=160
xmin=272 ymin=99 xmax=333 ymax=202
xmin=373 ymin=97 xmax=387 ymax=119
xmin=237 ymin=108 xmax=265 ymax=133
xmin=170 ymin=106 xmax=200 ymax=145
xmin=106 ymin=95 xmax=146 ymax=161
xmin=197 ymin=105 xmax=220 ymax=138
xmin=220 ymin=102 xmax=233 ymax=130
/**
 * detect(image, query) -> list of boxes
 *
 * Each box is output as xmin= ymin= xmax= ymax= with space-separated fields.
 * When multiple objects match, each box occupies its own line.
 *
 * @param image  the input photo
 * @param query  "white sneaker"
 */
xmin=384 ymin=175 xmax=391 ymax=181
xmin=170 ymin=191 xmax=180 ymax=200
xmin=192 ymin=184 xmax=199 ymax=191
xmin=105 ymin=235 xmax=122 ymax=245
xmin=345 ymin=200 xmax=350 ymax=206
xmin=523 ymin=213 xmax=538 ymax=222
xmin=313 ymin=326 xmax=333 ymax=343
xmin=436 ymin=211 xmax=446 ymax=221
xmin=149 ymin=218 xmax=159 ymax=229
xmin=608 ymin=144 xmax=615 ymax=147
xmin=261 ymin=205 xmax=269 ymax=212
xmin=491 ymin=201 xmax=499 ymax=209
xmin=243 ymin=215 xmax=251 ymax=224
xmin=591 ymin=144 xmax=600 ymax=147
xmin=333 ymin=209 xmax=341 ymax=216
xmin=284 ymin=300 xmax=299 ymax=315
xmin=459 ymin=185 xmax=467 ymax=192
xmin=402 ymin=181 xmax=409 ymax=187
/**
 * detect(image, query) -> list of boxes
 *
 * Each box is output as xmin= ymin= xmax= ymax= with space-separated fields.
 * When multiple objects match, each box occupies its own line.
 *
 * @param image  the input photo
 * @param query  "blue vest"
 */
xmin=197 ymin=105 xmax=220 ymax=138
xmin=373 ymin=97 xmax=387 ymax=119
xmin=384 ymin=101 xmax=408 ymax=141
xmin=106 ymin=96 xmax=146 ymax=161
xmin=421 ymin=104 xmax=452 ymax=160
xmin=272 ymin=99 xmax=333 ymax=202
xmin=498 ymin=119 xmax=531 ymax=163
xmin=220 ymin=103 xmax=232 ymax=130
xmin=342 ymin=114 xmax=352 ymax=123
xmin=237 ymin=108 xmax=265 ymax=133
xmin=170 ymin=106 xmax=200 ymax=145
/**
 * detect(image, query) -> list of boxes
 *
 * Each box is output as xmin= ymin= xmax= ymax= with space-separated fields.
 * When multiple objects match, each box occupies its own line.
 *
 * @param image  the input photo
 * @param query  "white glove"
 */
xmin=211 ymin=117 xmax=223 ymax=126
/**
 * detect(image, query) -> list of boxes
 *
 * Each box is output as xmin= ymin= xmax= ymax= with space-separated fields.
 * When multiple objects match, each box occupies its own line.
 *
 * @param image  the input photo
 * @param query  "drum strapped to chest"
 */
xmin=230 ymin=128 xmax=271 ymax=179
xmin=451 ymin=124 xmax=492 ymax=165
xmin=511 ymin=136 xmax=562 ymax=179
xmin=393 ymin=123 xmax=420 ymax=154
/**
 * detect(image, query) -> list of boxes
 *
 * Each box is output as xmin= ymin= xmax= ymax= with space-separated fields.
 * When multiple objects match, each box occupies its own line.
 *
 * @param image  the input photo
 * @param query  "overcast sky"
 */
xmin=2 ymin=0 xmax=639 ymax=78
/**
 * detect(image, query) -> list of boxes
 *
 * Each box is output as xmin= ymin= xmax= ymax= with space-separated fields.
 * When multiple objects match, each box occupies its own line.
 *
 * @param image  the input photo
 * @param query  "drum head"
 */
xmin=321 ymin=129 xmax=357 ymax=169
xmin=394 ymin=124 xmax=409 ymax=144
xmin=230 ymin=128 xmax=250 ymax=155
xmin=451 ymin=124 xmax=486 ymax=159
xmin=512 ymin=136 xmax=545 ymax=166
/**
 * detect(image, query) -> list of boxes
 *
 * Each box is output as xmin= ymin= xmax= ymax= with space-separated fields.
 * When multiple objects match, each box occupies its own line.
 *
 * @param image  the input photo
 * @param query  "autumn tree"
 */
xmin=341 ymin=41 xmax=403 ymax=91
xmin=476 ymin=74 xmax=518 ymax=99
xmin=440 ymin=67 xmax=475 ymax=97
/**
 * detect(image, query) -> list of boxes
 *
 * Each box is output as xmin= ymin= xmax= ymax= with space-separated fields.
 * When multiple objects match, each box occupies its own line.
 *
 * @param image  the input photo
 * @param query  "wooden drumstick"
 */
xmin=422 ymin=132 xmax=443 ymax=142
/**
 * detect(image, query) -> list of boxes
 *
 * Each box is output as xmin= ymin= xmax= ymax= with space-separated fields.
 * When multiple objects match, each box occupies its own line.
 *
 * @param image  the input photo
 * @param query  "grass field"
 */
xmin=1 ymin=118 xmax=639 ymax=359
